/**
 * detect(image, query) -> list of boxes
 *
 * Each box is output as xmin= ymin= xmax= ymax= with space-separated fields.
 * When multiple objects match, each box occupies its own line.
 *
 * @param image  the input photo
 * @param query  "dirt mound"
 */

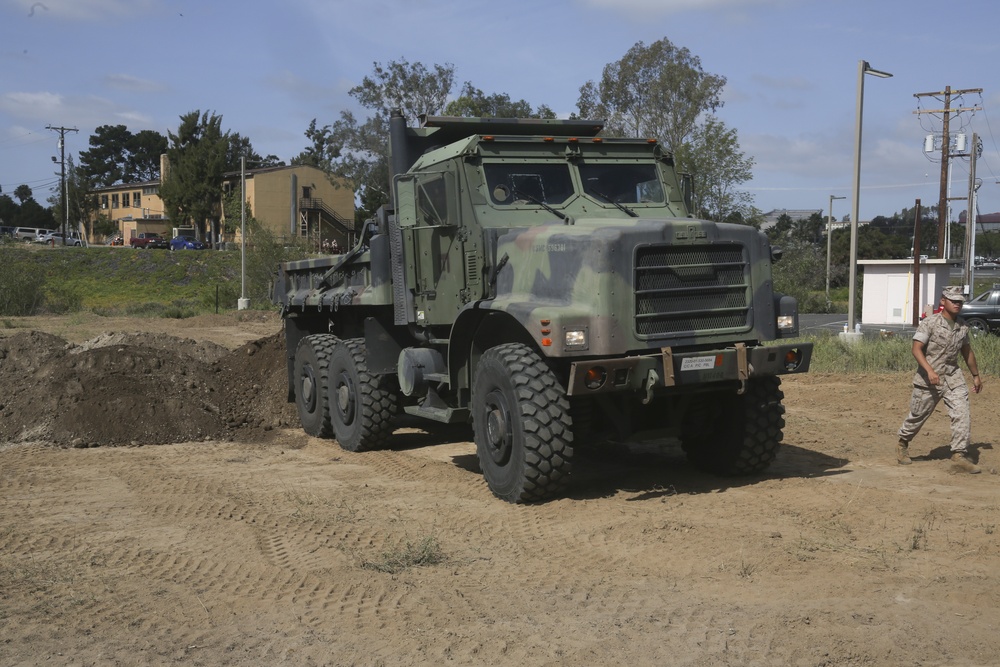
xmin=0 ymin=330 xmax=295 ymax=447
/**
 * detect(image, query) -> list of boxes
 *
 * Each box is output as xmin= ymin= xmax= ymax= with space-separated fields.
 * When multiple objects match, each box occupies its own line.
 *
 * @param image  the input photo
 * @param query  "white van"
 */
xmin=14 ymin=227 xmax=47 ymax=242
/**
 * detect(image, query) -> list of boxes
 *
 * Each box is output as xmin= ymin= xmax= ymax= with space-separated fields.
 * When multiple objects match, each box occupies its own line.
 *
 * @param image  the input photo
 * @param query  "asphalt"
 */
xmin=799 ymin=313 xmax=916 ymax=338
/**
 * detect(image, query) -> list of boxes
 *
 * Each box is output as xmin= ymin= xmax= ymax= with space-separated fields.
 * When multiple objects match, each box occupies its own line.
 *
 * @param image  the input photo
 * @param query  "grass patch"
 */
xmin=361 ymin=536 xmax=445 ymax=574
xmin=0 ymin=240 xmax=310 ymax=317
xmin=784 ymin=330 xmax=1000 ymax=375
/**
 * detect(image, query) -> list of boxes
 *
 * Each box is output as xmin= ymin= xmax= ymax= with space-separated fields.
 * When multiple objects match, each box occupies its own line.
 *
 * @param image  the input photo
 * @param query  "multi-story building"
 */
xmin=90 ymin=158 xmax=354 ymax=249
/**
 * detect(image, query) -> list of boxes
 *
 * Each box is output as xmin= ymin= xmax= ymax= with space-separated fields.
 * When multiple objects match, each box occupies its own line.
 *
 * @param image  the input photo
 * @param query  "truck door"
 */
xmin=397 ymin=168 xmax=468 ymax=326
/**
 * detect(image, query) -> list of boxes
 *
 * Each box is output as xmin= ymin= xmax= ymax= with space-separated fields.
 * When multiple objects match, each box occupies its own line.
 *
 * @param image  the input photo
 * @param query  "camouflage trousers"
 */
xmin=897 ymin=378 xmax=971 ymax=453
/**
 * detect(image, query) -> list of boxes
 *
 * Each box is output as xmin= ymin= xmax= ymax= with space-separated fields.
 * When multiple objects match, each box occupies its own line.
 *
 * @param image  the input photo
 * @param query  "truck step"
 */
xmin=403 ymin=405 xmax=469 ymax=424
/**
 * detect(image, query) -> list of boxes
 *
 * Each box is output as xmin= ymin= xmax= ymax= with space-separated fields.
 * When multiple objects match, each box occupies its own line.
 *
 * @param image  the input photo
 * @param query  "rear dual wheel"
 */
xmin=327 ymin=338 xmax=398 ymax=452
xmin=293 ymin=334 xmax=337 ymax=437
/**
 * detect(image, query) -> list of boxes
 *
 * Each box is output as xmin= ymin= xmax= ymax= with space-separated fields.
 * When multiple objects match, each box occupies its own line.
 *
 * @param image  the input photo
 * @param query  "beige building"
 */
xmin=91 ymin=161 xmax=355 ymax=249
xmin=92 ymin=180 xmax=169 ymax=241
xmin=221 ymin=164 xmax=356 ymax=251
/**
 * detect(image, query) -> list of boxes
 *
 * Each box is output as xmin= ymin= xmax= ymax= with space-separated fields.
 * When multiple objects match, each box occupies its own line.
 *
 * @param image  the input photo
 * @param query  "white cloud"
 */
xmin=578 ymin=0 xmax=794 ymax=18
xmin=0 ymin=91 xmax=64 ymax=118
xmin=104 ymin=73 xmax=167 ymax=94
xmin=12 ymin=0 xmax=158 ymax=21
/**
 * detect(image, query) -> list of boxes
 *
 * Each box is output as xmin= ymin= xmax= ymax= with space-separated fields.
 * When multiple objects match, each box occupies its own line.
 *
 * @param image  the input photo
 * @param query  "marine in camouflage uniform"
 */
xmin=897 ymin=286 xmax=984 ymax=473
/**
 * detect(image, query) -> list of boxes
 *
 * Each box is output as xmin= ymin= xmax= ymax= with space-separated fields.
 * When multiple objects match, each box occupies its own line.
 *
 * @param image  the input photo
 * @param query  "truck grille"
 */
xmin=634 ymin=243 xmax=751 ymax=338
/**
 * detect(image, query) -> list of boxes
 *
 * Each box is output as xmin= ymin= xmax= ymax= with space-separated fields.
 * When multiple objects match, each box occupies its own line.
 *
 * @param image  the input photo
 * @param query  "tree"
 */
xmin=674 ymin=116 xmax=754 ymax=222
xmin=0 ymin=194 xmax=17 ymax=225
xmin=576 ymin=37 xmax=726 ymax=153
xmin=444 ymin=83 xmax=555 ymax=118
xmin=159 ymin=110 xmax=230 ymax=239
xmin=128 ymin=130 xmax=169 ymax=181
xmin=13 ymin=184 xmax=32 ymax=204
xmin=298 ymin=59 xmax=458 ymax=223
xmin=226 ymin=133 xmax=283 ymax=173
xmin=78 ymin=124 xmax=167 ymax=186
xmin=46 ymin=156 xmax=97 ymax=240
xmin=291 ymin=119 xmax=342 ymax=172
xmin=12 ymin=198 xmax=54 ymax=229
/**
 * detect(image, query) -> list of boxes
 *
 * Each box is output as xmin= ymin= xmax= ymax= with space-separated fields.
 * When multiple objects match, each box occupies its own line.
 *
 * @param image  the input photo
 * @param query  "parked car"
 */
xmin=0 ymin=225 xmax=16 ymax=238
xmin=14 ymin=227 xmax=48 ymax=242
xmin=35 ymin=231 xmax=82 ymax=246
xmin=960 ymin=285 xmax=1000 ymax=335
xmin=169 ymin=235 xmax=206 ymax=250
xmin=130 ymin=232 xmax=168 ymax=249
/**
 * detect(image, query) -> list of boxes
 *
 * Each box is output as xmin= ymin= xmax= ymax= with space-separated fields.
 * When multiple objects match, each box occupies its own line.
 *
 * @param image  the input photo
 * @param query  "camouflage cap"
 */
xmin=942 ymin=286 xmax=967 ymax=303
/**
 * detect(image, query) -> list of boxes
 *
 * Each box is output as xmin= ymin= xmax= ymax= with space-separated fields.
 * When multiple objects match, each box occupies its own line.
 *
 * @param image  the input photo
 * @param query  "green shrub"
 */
xmin=0 ymin=247 xmax=45 ymax=315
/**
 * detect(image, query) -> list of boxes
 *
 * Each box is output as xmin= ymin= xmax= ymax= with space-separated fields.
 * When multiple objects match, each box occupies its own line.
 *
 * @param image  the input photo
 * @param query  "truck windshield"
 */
xmin=484 ymin=163 xmax=574 ymax=206
xmin=578 ymin=163 xmax=665 ymax=204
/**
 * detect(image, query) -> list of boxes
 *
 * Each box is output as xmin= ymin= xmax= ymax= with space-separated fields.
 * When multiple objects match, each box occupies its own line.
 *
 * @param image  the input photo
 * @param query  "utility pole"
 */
xmin=913 ymin=87 xmax=981 ymax=258
xmin=963 ymin=132 xmax=980 ymax=293
xmin=46 ymin=125 xmax=78 ymax=245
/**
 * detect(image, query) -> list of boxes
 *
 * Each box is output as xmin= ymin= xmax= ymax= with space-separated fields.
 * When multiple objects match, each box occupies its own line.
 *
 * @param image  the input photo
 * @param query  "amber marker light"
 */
xmin=541 ymin=337 xmax=553 ymax=347
xmin=584 ymin=366 xmax=607 ymax=390
xmin=784 ymin=349 xmax=802 ymax=371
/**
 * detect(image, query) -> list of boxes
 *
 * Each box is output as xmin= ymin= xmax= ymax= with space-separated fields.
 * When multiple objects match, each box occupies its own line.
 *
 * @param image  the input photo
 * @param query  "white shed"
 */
xmin=857 ymin=259 xmax=953 ymax=326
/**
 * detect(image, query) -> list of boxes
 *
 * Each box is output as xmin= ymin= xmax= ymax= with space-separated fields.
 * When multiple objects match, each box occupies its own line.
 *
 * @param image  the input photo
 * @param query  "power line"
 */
xmin=914 ymin=86 xmax=983 ymax=256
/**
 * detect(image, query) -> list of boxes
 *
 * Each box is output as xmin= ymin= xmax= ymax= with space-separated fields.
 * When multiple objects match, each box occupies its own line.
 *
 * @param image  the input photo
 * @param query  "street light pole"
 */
xmin=826 ymin=194 xmax=846 ymax=303
xmin=847 ymin=60 xmax=892 ymax=332
xmin=238 ymin=155 xmax=249 ymax=310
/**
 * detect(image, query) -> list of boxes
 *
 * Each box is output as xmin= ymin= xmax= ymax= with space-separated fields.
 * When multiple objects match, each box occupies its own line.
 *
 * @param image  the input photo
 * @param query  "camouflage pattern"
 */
xmin=273 ymin=113 xmax=812 ymax=410
xmin=897 ymin=311 xmax=973 ymax=452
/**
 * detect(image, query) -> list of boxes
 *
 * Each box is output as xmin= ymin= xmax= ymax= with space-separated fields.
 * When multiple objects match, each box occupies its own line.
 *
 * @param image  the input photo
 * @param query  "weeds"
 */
xmin=362 ymin=536 xmax=445 ymax=574
xmin=779 ymin=331 xmax=1000 ymax=376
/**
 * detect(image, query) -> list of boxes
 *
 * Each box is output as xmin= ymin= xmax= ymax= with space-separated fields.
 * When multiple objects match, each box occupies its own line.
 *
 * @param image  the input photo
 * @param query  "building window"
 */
xmin=111 ymin=194 xmax=119 ymax=209
xmin=101 ymin=195 xmax=109 ymax=210
xmin=133 ymin=192 xmax=141 ymax=208
xmin=122 ymin=192 xmax=130 ymax=208
xmin=143 ymin=186 xmax=158 ymax=196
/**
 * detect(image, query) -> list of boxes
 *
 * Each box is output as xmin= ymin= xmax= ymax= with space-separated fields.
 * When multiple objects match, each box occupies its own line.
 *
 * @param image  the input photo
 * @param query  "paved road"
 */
xmin=799 ymin=313 xmax=915 ymax=337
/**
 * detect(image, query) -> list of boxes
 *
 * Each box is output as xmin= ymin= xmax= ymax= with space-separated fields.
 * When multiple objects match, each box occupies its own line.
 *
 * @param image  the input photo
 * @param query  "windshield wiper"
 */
xmin=511 ymin=187 xmax=572 ymax=224
xmin=586 ymin=187 xmax=638 ymax=217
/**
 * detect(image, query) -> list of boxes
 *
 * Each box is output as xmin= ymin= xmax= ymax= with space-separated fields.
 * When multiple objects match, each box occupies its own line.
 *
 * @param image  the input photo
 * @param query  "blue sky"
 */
xmin=2 ymin=0 xmax=999 ymax=223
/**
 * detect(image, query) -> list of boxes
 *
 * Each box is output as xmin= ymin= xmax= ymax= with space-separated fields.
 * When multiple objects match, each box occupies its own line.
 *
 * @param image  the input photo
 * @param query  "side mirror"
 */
xmin=771 ymin=246 xmax=783 ymax=263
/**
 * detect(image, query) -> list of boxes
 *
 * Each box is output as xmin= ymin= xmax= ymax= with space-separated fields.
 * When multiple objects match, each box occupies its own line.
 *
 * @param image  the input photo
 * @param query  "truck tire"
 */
xmin=471 ymin=343 xmax=573 ymax=503
xmin=327 ymin=338 xmax=398 ymax=452
xmin=681 ymin=377 xmax=785 ymax=475
xmin=293 ymin=334 xmax=337 ymax=438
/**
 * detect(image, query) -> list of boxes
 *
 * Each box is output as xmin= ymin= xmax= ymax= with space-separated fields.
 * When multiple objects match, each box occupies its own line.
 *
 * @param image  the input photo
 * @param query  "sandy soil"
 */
xmin=2 ymin=312 xmax=999 ymax=666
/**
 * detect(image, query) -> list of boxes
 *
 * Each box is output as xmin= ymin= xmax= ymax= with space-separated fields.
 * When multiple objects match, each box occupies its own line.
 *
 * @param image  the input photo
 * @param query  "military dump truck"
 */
xmin=273 ymin=111 xmax=813 ymax=503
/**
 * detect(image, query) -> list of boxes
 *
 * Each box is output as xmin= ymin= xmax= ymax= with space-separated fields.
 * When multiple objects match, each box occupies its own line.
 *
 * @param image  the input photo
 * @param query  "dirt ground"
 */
xmin=2 ymin=312 xmax=999 ymax=666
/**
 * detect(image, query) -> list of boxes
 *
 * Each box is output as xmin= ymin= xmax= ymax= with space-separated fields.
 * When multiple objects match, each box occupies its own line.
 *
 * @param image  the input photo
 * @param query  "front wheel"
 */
xmin=327 ymin=338 xmax=398 ymax=452
xmin=471 ymin=343 xmax=573 ymax=503
xmin=681 ymin=377 xmax=785 ymax=475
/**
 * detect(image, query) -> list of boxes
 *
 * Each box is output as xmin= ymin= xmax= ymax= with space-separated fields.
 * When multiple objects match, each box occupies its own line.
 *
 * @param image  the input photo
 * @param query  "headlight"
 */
xmin=565 ymin=329 xmax=587 ymax=349
xmin=777 ymin=315 xmax=795 ymax=330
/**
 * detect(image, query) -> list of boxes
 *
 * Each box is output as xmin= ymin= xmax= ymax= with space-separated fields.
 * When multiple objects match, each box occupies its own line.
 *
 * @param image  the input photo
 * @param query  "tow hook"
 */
xmin=642 ymin=368 xmax=659 ymax=405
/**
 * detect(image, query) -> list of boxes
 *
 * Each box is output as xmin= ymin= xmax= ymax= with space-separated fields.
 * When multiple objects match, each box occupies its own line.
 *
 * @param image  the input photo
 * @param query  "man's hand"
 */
xmin=973 ymin=375 xmax=983 ymax=394
xmin=927 ymin=369 xmax=940 ymax=386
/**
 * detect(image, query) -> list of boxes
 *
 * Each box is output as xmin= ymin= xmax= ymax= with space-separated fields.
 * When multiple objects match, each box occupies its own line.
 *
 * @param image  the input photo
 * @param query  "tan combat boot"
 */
xmin=951 ymin=451 xmax=981 ymax=474
xmin=896 ymin=440 xmax=912 ymax=465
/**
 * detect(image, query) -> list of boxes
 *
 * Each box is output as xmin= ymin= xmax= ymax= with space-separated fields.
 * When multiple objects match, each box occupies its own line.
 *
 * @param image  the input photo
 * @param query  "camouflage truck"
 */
xmin=273 ymin=112 xmax=812 ymax=503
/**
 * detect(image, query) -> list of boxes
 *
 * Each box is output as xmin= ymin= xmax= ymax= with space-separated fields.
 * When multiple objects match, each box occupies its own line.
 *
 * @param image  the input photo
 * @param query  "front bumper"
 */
xmin=566 ymin=342 xmax=812 ymax=396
